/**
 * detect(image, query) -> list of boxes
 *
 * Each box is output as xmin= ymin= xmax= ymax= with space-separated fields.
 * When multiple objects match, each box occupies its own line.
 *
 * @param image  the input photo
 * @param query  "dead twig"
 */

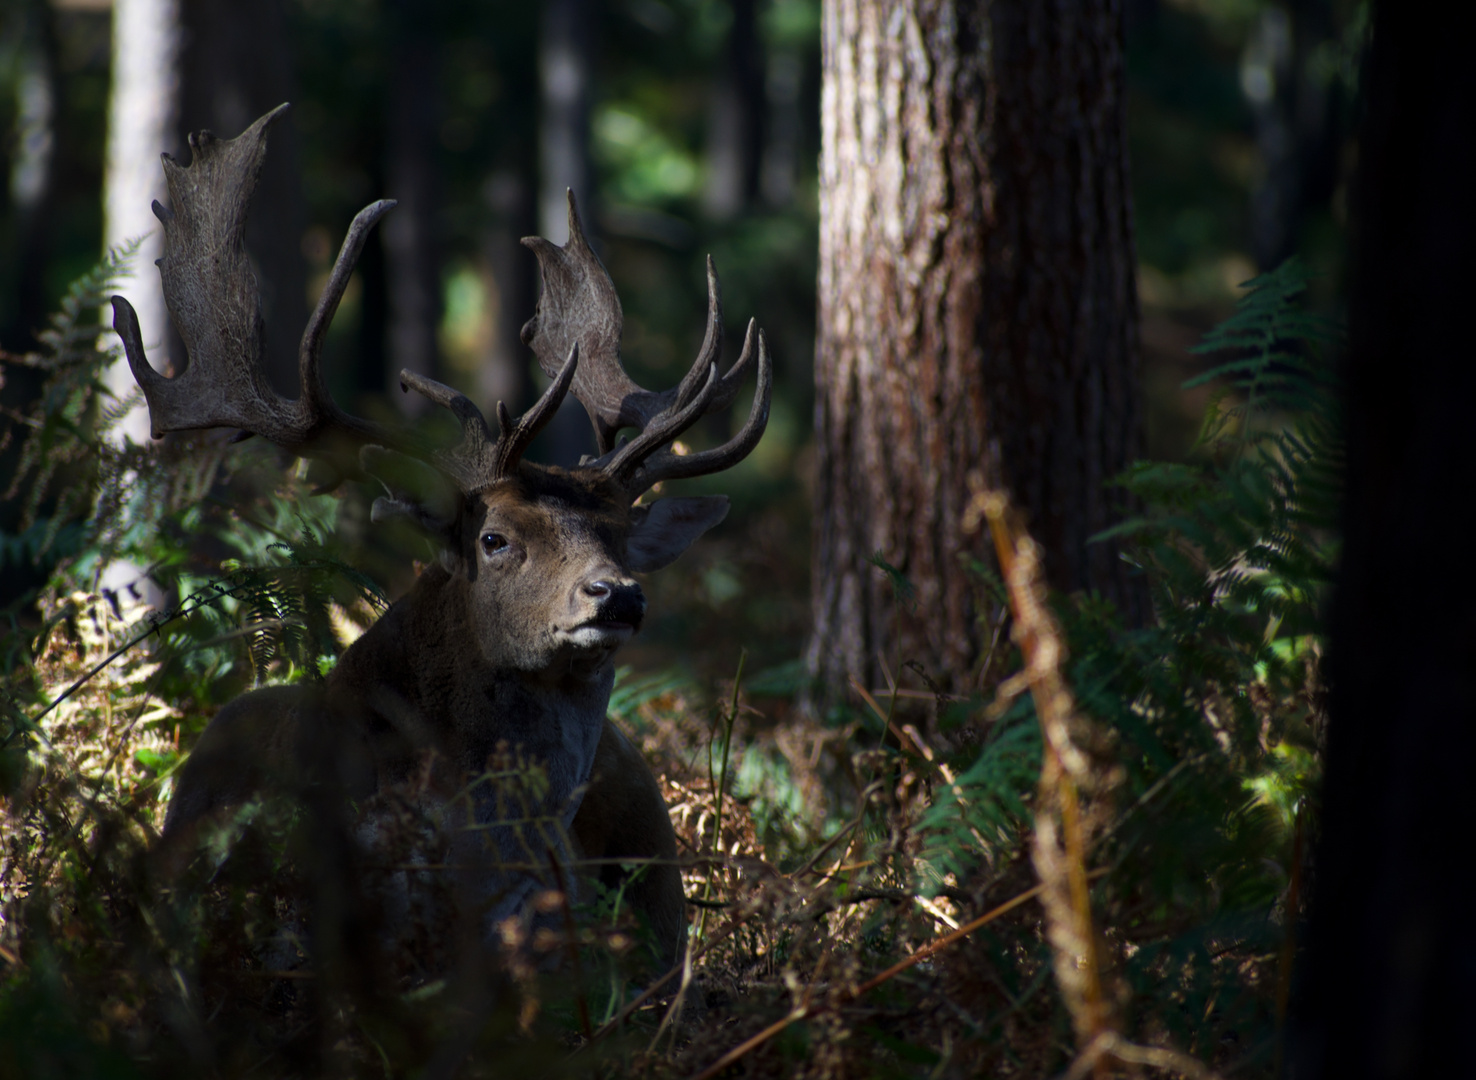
xmin=977 ymin=486 xmax=1115 ymax=1071
xmin=685 ymin=874 xmax=1100 ymax=1080
xmin=1057 ymin=1030 xmax=1224 ymax=1080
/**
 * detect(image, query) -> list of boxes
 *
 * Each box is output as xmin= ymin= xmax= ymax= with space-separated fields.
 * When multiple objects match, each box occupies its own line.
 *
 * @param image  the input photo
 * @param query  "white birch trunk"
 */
xmin=100 ymin=0 xmax=180 ymax=602
xmin=102 ymin=0 xmax=180 ymax=448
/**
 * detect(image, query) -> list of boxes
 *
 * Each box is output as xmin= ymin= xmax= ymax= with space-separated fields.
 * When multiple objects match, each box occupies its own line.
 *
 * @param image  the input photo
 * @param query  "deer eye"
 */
xmin=481 ymin=532 xmax=510 ymax=555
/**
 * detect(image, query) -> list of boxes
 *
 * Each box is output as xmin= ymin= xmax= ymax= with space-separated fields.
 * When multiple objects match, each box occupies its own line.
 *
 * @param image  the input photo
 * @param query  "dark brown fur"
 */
xmin=161 ymin=465 xmax=723 ymax=969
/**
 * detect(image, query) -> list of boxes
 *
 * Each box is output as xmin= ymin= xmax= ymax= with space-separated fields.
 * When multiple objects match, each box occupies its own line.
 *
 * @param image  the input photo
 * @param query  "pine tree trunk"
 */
xmin=809 ymin=0 xmax=1143 ymax=698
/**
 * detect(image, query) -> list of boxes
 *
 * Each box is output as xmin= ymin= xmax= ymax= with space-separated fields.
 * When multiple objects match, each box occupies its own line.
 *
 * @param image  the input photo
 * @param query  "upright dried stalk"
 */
xmin=973 ymin=484 xmax=1122 ymax=1063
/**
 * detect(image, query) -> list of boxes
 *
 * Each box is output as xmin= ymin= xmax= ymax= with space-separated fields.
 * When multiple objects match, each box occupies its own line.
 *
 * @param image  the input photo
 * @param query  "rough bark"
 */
xmin=809 ymin=0 xmax=1142 ymax=698
xmin=1288 ymin=3 xmax=1476 ymax=1075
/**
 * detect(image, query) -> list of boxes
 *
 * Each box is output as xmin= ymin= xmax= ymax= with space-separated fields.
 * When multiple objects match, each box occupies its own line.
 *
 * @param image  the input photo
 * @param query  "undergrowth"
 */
xmin=0 ymin=258 xmax=1336 ymax=1077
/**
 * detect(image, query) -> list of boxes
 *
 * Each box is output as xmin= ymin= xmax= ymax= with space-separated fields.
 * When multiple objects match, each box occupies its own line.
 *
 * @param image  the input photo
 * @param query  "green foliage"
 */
xmin=1 ymin=252 xmax=1339 ymax=1075
xmin=866 ymin=260 xmax=1337 ymax=1068
xmin=608 ymin=665 xmax=693 ymax=731
xmin=915 ymin=696 xmax=1040 ymax=884
xmin=0 ymin=250 xmax=397 ymax=1002
xmin=2 ymin=240 xmax=146 ymax=566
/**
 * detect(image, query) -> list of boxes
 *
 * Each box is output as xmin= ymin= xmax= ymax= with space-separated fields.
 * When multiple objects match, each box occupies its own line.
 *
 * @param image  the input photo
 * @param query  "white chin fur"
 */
xmin=560 ymin=624 xmax=635 ymax=651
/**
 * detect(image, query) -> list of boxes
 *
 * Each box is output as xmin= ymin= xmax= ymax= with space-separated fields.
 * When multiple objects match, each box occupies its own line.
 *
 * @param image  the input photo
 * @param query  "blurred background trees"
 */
xmin=0 ymin=0 xmax=1366 ymax=671
xmin=0 ymin=2 xmax=1388 ymax=1071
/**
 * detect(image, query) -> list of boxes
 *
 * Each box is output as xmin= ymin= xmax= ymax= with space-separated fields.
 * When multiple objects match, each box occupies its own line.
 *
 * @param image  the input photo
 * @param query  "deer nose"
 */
xmin=581 ymin=578 xmax=646 ymax=626
xmin=583 ymin=579 xmax=615 ymax=599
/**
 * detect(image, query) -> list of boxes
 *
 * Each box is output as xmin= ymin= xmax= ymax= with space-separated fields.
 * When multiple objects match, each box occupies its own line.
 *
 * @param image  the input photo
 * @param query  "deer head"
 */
xmin=112 ymin=105 xmax=772 ymax=681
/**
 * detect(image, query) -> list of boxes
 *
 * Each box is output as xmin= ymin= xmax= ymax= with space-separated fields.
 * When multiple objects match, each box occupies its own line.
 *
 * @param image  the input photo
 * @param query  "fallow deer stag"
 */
xmin=116 ymin=105 xmax=771 ymax=970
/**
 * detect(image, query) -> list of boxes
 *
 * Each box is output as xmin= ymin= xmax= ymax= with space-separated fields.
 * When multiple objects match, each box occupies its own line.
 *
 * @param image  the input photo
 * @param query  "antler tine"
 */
xmin=672 ymin=255 xmax=758 ymax=414
xmin=112 ymin=104 xmax=412 ymax=488
xmin=620 ymin=323 xmax=773 ymax=498
xmin=300 ymin=198 xmax=398 ymax=415
xmin=398 ymin=342 xmax=579 ymax=492
xmin=518 ymin=191 xmax=772 ymax=498
xmin=492 ymin=341 xmax=579 ymax=478
xmin=668 ymin=255 xmax=724 ymax=411
xmin=598 ymin=361 xmax=722 ymax=484
xmin=520 ymin=191 xmax=754 ymax=458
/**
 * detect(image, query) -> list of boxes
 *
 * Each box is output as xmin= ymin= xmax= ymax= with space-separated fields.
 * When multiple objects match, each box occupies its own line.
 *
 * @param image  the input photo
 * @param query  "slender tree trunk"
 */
xmin=1289 ymin=4 xmax=1476 ymax=1075
xmin=809 ymin=0 xmax=1143 ymax=698
xmin=383 ymin=0 xmax=443 ymax=415
xmin=481 ymin=169 xmax=536 ymax=414
xmin=537 ymin=0 xmax=596 ymax=465
xmin=760 ymin=20 xmax=809 ymax=210
xmin=538 ymin=0 xmax=593 ymax=244
xmin=1242 ymin=0 xmax=1344 ymax=270
xmin=103 ymin=0 xmax=180 ymax=448
xmin=98 ymin=0 xmax=180 ymax=607
xmin=4 ymin=0 xmax=56 ymax=355
xmin=703 ymin=0 xmax=764 ymax=220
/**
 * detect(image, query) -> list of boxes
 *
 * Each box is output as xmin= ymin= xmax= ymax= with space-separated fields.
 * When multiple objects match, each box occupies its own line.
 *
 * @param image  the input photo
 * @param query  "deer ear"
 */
xmin=362 ymin=446 xmax=460 ymax=538
xmin=627 ymin=496 xmax=729 ymax=573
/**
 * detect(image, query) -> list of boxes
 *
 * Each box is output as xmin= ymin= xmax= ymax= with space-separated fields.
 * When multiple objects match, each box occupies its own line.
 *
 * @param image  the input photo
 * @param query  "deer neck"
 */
xmin=333 ymin=566 xmax=613 ymax=814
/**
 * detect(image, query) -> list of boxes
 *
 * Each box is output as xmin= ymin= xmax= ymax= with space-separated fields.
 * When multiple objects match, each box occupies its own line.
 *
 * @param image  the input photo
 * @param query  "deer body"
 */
xmin=164 ymin=470 xmax=709 ymax=957
xmin=118 ymin=105 xmax=770 ymax=974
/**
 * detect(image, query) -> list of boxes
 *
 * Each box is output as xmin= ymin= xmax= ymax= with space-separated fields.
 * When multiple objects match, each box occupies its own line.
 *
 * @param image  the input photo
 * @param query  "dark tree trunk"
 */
xmin=1288 ymin=4 xmax=1476 ymax=1077
xmin=536 ymin=0 xmax=597 ymax=466
xmin=703 ymin=0 xmax=764 ymax=220
xmin=1242 ymin=0 xmax=1345 ymax=270
xmin=2 ymin=0 xmax=56 ymax=355
xmin=538 ymin=0 xmax=593 ymax=238
xmin=480 ymin=170 xmax=536 ymax=415
xmin=382 ymin=0 xmax=443 ymax=414
xmin=760 ymin=24 xmax=806 ymax=208
xmin=177 ymin=0 xmax=307 ymax=399
xmin=809 ymin=0 xmax=1143 ymax=698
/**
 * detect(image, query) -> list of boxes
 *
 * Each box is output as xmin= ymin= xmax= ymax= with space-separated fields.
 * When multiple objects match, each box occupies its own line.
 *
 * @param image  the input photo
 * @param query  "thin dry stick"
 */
xmin=976 ymin=603 xmax=1010 ymax=690
xmin=685 ymin=875 xmax=1101 ymax=1080
xmin=699 ymin=649 xmax=746 ymax=935
xmin=646 ymin=926 xmax=700 ymax=1056
xmin=975 ymin=486 xmax=1221 ymax=1080
xmin=850 ymin=678 xmax=927 ymax=759
xmin=785 ymin=804 xmax=869 ymax=880
xmin=546 ymin=850 xmax=592 ymax=1040
xmin=821 ymin=668 xmax=903 ymax=887
xmin=1274 ymin=807 xmax=1305 ymax=1075
xmin=581 ymin=919 xmax=743 ymax=1047
xmin=980 ymin=490 xmax=1112 ymax=1067
xmin=1058 ymin=1031 xmax=1224 ymax=1080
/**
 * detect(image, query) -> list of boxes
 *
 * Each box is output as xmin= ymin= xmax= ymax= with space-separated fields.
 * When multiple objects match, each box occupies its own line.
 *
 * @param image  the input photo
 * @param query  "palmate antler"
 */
xmin=111 ymin=105 xmax=576 ymax=496
xmin=113 ymin=106 xmax=770 ymax=506
xmin=520 ymin=193 xmax=772 ymax=498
